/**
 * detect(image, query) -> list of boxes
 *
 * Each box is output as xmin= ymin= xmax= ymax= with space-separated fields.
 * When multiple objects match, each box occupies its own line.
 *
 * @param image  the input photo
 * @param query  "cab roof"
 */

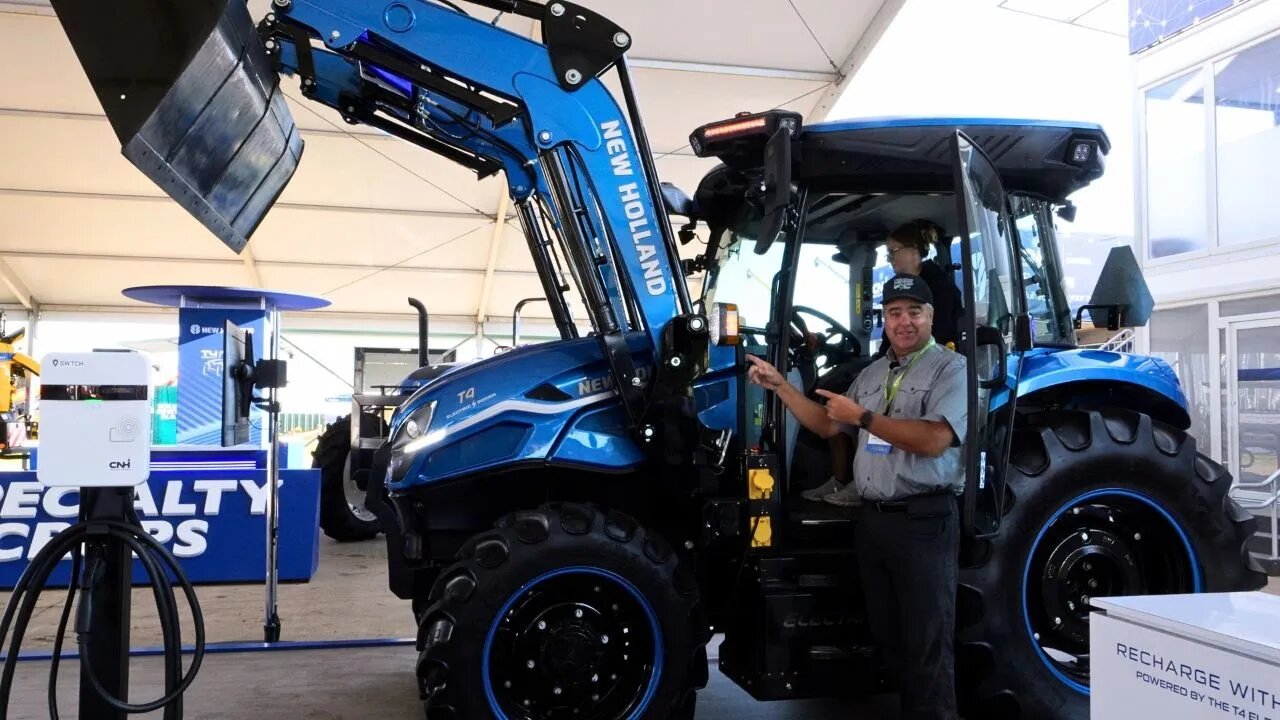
xmin=698 ymin=115 xmax=1110 ymax=205
xmin=801 ymin=116 xmax=1109 ymax=202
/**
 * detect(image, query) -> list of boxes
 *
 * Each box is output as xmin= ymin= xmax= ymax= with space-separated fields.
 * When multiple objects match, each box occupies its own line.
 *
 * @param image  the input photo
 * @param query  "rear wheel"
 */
xmin=957 ymin=408 xmax=1264 ymax=719
xmin=416 ymin=502 xmax=709 ymax=719
xmin=314 ymin=414 xmax=385 ymax=542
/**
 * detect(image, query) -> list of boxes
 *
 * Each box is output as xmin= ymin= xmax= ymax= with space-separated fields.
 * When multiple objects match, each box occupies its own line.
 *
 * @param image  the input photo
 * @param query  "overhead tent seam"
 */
xmin=785 ymin=0 xmax=844 ymax=78
xmin=322 ymin=224 xmax=491 ymax=296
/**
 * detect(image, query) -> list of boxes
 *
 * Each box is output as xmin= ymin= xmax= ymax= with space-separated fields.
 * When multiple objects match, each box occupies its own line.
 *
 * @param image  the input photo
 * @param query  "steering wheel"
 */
xmin=790 ymin=305 xmax=861 ymax=373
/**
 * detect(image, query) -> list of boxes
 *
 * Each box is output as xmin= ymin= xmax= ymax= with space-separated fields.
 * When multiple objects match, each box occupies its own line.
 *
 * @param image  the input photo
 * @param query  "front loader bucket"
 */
xmin=49 ymin=0 xmax=302 ymax=253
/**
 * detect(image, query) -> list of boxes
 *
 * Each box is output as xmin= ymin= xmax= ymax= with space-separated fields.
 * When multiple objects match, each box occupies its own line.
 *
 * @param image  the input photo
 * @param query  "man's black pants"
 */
xmin=855 ymin=495 xmax=959 ymax=720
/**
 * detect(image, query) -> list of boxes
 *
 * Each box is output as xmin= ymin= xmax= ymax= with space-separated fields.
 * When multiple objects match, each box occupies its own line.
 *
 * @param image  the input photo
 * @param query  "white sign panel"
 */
xmin=1092 ymin=612 xmax=1280 ymax=720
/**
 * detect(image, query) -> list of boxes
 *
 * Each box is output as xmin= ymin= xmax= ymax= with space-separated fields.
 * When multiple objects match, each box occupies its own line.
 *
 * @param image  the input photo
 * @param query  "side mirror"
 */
xmin=754 ymin=122 xmax=795 ymax=255
xmin=1080 ymin=246 xmax=1153 ymax=330
xmin=975 ymin=325 xmax=1007 ymax=389
xmin=660 ymin=182 xmax=697 ymax=218
xmin=1013 ymin=314 xmax=1033 ymax=352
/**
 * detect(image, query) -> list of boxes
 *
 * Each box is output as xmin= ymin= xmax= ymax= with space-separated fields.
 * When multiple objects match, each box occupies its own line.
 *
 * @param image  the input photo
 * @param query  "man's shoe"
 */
xmin=801 ymin=477 xmax=844 ymax=502
xmin=823 ymin=483 xmax=862 ymax=507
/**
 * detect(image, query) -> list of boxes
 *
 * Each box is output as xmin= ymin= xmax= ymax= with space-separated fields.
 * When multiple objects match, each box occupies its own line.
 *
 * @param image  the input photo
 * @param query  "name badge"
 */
xmin=865 ymin=433 xmax=892 ymax=455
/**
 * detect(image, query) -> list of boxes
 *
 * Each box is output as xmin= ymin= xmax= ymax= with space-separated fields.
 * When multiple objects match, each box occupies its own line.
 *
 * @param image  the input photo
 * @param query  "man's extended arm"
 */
xmin=745 ymin=355 xmax=841 ymax=439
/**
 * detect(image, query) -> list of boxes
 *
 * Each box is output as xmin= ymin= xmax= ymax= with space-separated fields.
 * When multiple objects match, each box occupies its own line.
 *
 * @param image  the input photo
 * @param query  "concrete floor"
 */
xmin=1 ymin=536 xmax=1276 ymax=718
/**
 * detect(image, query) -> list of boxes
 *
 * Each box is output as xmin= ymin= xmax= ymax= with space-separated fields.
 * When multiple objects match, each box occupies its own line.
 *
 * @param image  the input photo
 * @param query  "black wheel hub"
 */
xmin=1026 ymin=494 xmax=1197 ymax=688
xmin=488 ymin=573 xmax=657 ymax=719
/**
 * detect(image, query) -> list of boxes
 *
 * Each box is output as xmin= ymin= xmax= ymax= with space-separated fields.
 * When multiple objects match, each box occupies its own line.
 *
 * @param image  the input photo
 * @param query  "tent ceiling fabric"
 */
xmin=0 ymin=0 xmax=902 ymax=321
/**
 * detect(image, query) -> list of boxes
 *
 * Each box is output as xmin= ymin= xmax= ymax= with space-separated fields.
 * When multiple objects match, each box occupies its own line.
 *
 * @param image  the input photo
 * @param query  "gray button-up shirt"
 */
xmin=841 ymin=343 xmax=968 ymax=502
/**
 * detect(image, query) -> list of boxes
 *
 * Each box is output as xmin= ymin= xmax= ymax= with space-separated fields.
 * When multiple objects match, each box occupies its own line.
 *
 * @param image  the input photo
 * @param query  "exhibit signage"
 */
xmin=177 ymin=307 xmax=266 ymax=445
xmin=0 ymin=462 xmax=320 ymax=587
xmin=1092 ymin=610 xmax=1280 ymax=720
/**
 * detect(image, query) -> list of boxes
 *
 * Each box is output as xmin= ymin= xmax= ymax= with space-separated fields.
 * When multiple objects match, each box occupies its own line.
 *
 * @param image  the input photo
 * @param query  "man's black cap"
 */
xmin=883 ymin=273 xmax=933 ymax=305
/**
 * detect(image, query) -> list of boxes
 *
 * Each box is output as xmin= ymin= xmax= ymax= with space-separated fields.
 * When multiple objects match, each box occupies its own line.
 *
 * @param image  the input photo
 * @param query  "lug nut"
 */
xmin=538 ymin=620 xmax=547 ymax=630
xmin=1134 ymin=532 xmax=1142 ymax=540
xmin=1080 ymin=532 xmax=1089 ymax=542
xmin=575 ymin=608 xmax=583 ymax=618
xmin=553 ymin=687 xmax=562 ymax=696
xmin=601 ymin=634 xmax=609 ymax=644
xmin=613 ymin=31 xmax=630 ymax=47
xmin=1088 ymin=579 xmax=1098 ymax=589
xmin=550 ymin=3 xmax=565 ymax=15
xmin=526 ymin=659 xmax=535 ymax=668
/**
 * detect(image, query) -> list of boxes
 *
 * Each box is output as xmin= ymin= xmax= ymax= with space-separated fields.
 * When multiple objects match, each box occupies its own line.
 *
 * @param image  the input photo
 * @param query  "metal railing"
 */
xmin=1085 ymin=327 xmax=1136 ymax=353
xmin=1229 ymin=468 xmax=1280 ymax=565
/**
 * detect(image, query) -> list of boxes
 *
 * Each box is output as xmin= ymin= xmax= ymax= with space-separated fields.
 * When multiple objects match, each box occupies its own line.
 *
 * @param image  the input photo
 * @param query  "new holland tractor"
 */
xmin=50 ymin=0 xmax=1267 ymax=718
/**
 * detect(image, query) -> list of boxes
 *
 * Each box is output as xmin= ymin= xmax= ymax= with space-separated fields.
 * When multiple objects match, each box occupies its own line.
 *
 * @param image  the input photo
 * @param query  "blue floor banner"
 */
xmin=0 ymin=454 xmax=320 ymax=587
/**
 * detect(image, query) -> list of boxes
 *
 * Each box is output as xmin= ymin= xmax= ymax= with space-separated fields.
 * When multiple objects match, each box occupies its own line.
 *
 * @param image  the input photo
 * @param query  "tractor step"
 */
xmin=717 ymin=549 xmax=885 ymax=701
xmin=784 ymin=503 xmax=856 ymax=549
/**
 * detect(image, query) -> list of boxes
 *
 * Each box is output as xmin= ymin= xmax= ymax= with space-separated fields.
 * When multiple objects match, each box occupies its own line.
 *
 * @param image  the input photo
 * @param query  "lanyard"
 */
xmin=883 ymin=338 xmax=936 ymax=413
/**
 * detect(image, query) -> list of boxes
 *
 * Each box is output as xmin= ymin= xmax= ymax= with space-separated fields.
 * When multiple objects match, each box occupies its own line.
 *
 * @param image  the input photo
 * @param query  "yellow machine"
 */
xmin=0 ymin=313 xmax=39 ymax=453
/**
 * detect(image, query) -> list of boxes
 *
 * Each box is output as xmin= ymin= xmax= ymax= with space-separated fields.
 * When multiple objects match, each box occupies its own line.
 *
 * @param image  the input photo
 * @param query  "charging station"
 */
xmin=0 ymin=351 xmax=206 ymax=719
xmin=38 ymin=352 xmax=151 ymax=488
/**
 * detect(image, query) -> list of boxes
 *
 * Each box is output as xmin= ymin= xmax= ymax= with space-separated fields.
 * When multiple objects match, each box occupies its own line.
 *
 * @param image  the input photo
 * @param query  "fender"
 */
xmin=1001 ymin=347 xmax=1191 ymax=429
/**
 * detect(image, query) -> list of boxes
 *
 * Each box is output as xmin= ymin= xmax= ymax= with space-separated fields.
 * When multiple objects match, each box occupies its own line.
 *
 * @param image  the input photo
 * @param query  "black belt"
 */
xmin=865 ymin=490 xmax=954 ymax=514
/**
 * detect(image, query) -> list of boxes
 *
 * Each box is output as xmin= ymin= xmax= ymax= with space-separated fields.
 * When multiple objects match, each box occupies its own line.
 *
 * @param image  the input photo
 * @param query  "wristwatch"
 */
xmin=858 ymin=409 xmax=875 ymax=429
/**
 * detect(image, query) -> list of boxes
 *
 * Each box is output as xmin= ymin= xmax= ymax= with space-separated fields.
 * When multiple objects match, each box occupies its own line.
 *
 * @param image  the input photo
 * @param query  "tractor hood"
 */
xmin=386 ymin=335 xmax=655 ymax=490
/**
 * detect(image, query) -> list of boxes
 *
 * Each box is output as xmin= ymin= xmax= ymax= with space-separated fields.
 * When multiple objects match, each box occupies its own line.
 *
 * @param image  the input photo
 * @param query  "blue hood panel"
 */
xmin=387 ymin=335 xmax=655 ymax=491
xmin=1013 ymin=347 xmax=1188 ymax=416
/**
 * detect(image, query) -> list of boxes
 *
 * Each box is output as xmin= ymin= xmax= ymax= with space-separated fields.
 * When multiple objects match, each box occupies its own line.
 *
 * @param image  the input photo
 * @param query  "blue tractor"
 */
xmin=50 ymin=0 xmax=1267 ymax=717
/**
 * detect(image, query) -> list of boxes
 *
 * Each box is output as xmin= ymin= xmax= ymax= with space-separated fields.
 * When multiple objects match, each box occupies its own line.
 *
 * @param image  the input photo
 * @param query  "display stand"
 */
xmin=123 ymin=285 xmax=329 ymax=642
xmin=1091 ymin=592 xmax=1280 ymax=720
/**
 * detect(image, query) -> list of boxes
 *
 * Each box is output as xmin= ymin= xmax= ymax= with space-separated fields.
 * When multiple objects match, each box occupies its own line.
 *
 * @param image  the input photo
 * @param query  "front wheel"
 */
xmin=416 ymin=502 xmax=709 ymax=719
xmin=313 ymin=414 xmax=385 ymax=542
xmin=957 ymin=408 xmax=1265 ymax=720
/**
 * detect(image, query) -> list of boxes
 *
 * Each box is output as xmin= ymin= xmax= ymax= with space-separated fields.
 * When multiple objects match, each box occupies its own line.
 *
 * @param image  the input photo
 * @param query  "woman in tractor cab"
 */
xmin=803 ymin=219 xmax=965 ymax=505
xmin=882 ymin=220 xmax=962 ymax=352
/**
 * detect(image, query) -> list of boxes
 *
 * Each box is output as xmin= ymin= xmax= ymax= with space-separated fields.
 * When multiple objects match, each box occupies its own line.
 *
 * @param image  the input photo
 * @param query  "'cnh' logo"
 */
xmin=108 ymin=460 xmax=132 ymax=470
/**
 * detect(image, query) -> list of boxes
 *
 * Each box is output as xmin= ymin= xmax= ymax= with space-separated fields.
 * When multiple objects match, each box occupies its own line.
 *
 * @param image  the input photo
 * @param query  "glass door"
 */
xmin=1226 ymin=317 xmax=1280 ymax=498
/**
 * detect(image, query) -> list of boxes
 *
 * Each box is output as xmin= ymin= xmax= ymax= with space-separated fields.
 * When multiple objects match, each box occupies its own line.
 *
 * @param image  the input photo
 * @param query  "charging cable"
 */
xmin=0 ymin=506 xmax=205 ymax=719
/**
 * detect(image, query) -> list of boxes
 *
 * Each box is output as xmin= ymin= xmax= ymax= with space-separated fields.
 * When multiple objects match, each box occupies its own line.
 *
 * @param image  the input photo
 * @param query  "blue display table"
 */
xmin=0 ymin=449 xmax=320 ymax=587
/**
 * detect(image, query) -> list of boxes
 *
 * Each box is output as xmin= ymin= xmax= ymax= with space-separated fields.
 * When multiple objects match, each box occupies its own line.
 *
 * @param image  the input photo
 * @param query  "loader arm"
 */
xmin=50 ymin=0 xmax=703 ymax=431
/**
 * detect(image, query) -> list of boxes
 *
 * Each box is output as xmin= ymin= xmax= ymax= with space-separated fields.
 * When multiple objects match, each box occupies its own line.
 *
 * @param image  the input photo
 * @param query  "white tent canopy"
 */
xmin=0 ymin=0 xmax=902 ymax=337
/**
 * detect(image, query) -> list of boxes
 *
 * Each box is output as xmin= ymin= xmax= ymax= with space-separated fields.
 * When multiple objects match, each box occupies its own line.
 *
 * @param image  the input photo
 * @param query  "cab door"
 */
xmin=949 ymin=132 xmax=1027 ymax=537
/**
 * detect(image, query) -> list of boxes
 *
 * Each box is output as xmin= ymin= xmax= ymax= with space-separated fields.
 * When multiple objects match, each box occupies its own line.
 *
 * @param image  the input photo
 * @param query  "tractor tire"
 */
xmin=416 ymin=502 xmax=710 ymax=719
xmin=956 ymin=408 xmax=1265 ymax=720
xmin=313 ymin=414 xmax=384 ymax=542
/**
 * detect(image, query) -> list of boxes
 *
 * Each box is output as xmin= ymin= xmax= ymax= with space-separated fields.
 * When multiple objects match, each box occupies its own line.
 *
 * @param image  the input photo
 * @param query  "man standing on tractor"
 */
xmin=746 ymin=273 xmax=967 ymax=720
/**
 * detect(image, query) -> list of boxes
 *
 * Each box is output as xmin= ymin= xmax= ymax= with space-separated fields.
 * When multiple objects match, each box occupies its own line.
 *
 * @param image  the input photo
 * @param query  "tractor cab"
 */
xmin=689 ymin=113 xmax=1137 ymax=538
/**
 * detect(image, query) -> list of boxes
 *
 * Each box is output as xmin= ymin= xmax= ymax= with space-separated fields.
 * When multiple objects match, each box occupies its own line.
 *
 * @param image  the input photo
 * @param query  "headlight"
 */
xmin=389 ymin=400 xmax=437 ymax=481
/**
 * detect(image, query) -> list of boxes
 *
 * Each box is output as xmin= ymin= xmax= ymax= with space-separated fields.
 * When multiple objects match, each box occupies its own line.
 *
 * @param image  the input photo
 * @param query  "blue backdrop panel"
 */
xmin=177 ymin=307 xmax=266 ymax=445
xmin=0 ymin=466 xmax=320 ymax=587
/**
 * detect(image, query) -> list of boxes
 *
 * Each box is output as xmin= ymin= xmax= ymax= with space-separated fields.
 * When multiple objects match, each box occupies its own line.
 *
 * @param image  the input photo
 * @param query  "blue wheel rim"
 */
xmin=1020 ymin=488 xmax=1203 ymax=696
xmin=482 ymin=566 xmax=664 ymax=719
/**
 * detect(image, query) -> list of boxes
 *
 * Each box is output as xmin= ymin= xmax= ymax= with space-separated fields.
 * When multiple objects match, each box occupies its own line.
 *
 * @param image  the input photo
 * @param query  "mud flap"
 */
xmin=49 ymin=0 xmax=302 ymax=253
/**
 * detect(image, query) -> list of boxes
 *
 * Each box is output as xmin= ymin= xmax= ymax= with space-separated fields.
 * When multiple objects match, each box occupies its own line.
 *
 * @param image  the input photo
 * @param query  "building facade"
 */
xmin=1133 ymin=0 xmax=1280 ymax=504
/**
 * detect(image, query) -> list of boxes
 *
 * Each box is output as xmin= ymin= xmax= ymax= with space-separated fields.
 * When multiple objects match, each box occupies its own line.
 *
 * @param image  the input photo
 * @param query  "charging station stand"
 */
xmin=38 ymin=351 xmax=153 ymax=720
xmin=122 ymin=286 xmax=330 ymax=642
